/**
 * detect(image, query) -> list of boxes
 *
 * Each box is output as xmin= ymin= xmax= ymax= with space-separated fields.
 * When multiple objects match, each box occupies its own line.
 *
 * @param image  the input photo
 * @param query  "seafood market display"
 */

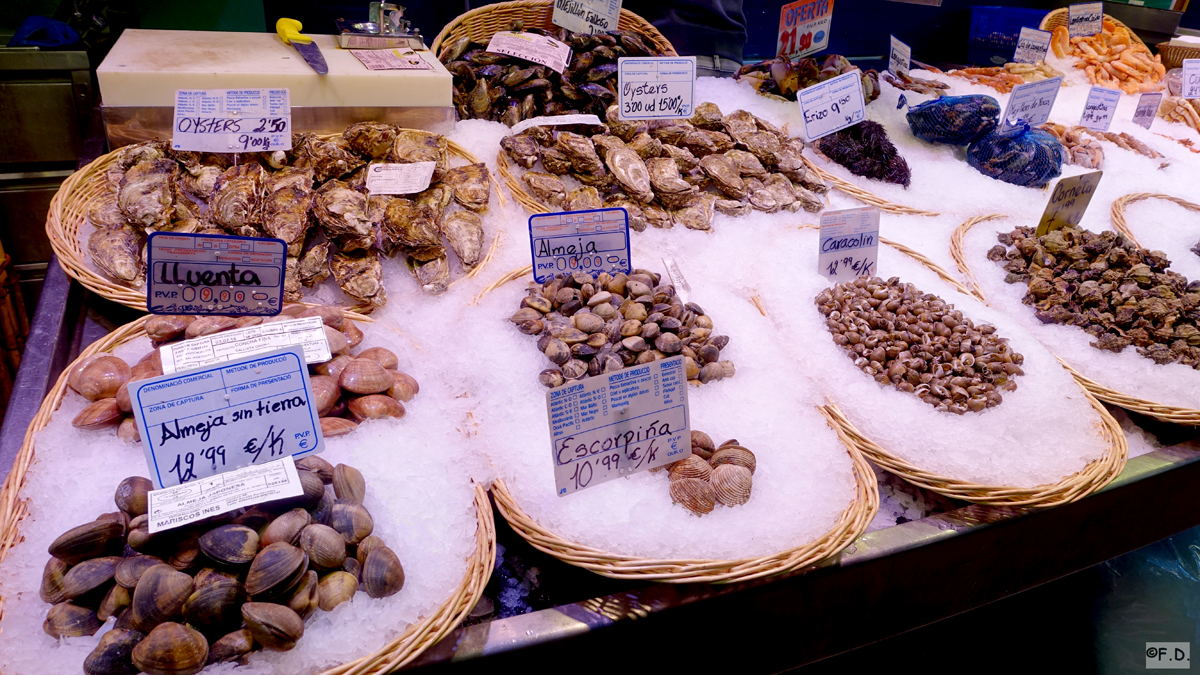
xmin=1158 ymin=97 xmax=1200 ymax=131
xmin=812 ymin=121 xmax=912 ymax=188
xmin=439 ymin=22 xmax=670 ymax=123
xmin=990 ymin=226 xmax=1200 ymax=368
xmin=662 ymin=431 xmax=757 ymax=515
xmin=735 ymin=54 xmax=880 ymax=104
xmin=1040 ymin=123 xmax=1165 ymax=170
xmin=816 ymin=277 xmax=1026 ymax=414
xmin=1050 ymin=20 xmax=1165 ymax=93
xmin=504 ymin=103 xmax=829 ymax=228
xmin=510 ymin=270 xmax=734 ymax=387
xmin=880 ymin=70 xmax=949 ymax=97
xmin=68 ymin=304 xmax=419 ymax=441
xmin=931 ymin=63 xmax=1064 ymax=93
xmin=85 ymin=125 xmax=494 ymax=305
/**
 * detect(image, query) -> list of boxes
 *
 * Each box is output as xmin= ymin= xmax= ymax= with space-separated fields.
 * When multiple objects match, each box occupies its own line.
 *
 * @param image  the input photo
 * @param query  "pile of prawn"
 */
xmin=1051 ymin=19 xmax=1165 ymax=94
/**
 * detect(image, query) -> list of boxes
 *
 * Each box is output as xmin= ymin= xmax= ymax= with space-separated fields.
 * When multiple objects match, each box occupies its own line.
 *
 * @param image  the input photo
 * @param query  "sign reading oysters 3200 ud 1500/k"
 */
xmin=147 ymin=232 xmax=286 ymax=316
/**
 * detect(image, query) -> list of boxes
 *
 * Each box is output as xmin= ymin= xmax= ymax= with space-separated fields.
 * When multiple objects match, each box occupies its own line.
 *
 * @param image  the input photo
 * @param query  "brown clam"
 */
xmin=261 ymin=469 xmax=325 ymax=512
xmin=131 ymin=622 xmax=209 ymax=675
xmin=387 ymin=371 xmax=420 ymax=402
xmin=198 ymin=524 xmax=259 ymax=566
xmin=710 ymin=464 xmax=753 ymax=506
xmin=130 ymin=564 xmax=194 ymax=632
xmin=668 ymin=478 xmax=715 ymax=515
xmin=145 ymin=315 xmax=195 ymax=342
xmin=348 ymin=394 xmax=405 ymax=421
xmin=342 ymin=557 xmax=362 ymax=581
xmin=98 ymin=583 xmax=133 ymax=622
xmin=332 ymin=464 xmax=367 ymax=503
xmin=296 ymin=456 xmax=335 ymax=484
xmin=329 ymin=499 xmax=374 ymax=545
xmin=244 ymin=542 xmax=308 ymax=600
xmin=73 ymin=356 xmax=132 ymax=401
xmin=192 ymin=567 xmax=238 ymax=590
xmin=185 ymin=316 xmax=238 ymax=339
xmin=357 ymin=346 xmax=398 ymax=370
xmin=339 ymin=358 xmax=394 ymax=394
xmin=355 ymin=534 xmax=386 ymax=566
xmin=324 ymin=325 xmax=351 ymax=354
xmin=668 ymin=455 xmax=711 ymax=482
xmin=281 ymin=570 xmax=319 ymax=620
xmin=710 ymin=446 xmax=756 ymax=474
xmin=313 ymin=353 xmax=354 ymax=379
xmin=207 ymin=628 xmax=255 ymax=665
xmin=115 ymin=476 xmax=153 ymax=517
xmin=310 ymin=375 xmax=340 ymax=415
xmin=45 ymin=602 xmax=103 ymax=638
xmin=115 ymin=555 xmax=166 ymax=589
xmin=84 ymin=628 xmax=145 ymax=675
xmin=298 ymin=523 xmax=348 ymax=570
xmin=67 ymin=355 xmax=102 ymax=395
xmin=168 ymin=531 xmax=202 ymax=570
xmin=48 ymin=519 xmax=125 ymax=565
xmin=40 ymin=556 xmax=71 ymax=605
xmin=181 ymin=577 xmax=247 ymax=639
xmin=317 ymin=570 xmax=359 ymax=611
xmin=363 ymin=545 xmax=405 ymax=599
xmin=60 ymin=555 xmax=121 ymax=600
xmin=342 ymin=319 xmax=365 ymax=348
xmin=73 ymin=398 xmax=124 ymax=430
xmin=242 ymin=602 xmax=304 ymax=651
xmin=320 ymin=417 xmax=359 ymax=437
xmin=298 ymin=305 xmax=344 ymax=329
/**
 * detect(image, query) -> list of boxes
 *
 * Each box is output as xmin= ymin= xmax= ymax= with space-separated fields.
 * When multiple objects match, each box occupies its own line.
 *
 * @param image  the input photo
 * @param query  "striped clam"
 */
xmin=665 ymin=434 xmax=757 ymax=514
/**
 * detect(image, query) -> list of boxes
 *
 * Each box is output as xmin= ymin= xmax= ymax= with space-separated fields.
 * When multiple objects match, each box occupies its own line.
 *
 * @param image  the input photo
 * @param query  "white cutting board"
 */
xmin=98 ymin=29 xmax=451 ymax=108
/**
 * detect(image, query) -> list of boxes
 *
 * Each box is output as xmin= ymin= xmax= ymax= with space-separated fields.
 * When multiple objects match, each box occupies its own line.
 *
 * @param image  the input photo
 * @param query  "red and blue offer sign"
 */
xmin=777 ymin=0 xmax=834 ymax=58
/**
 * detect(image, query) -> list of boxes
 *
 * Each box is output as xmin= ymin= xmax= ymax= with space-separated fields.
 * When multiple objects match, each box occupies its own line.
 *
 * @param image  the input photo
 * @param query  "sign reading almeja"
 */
xmin=131 ymin=347 xmax=324 ymax=488
xmin=173 ymin=88 xmax=291 ymax=153
xmin=529 ymin=207 xmax=631 ymax=283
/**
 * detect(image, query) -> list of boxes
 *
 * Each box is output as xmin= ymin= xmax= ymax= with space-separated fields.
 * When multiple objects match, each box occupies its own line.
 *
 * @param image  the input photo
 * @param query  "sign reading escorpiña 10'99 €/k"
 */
xmin=147 ymin=232 xmax=286 ymax=316
xmin=777 ymin=0 xmax=834 ymax=58
xmin=529 ymin=207 xmax=631 ymax=283
xmin=548 ymin=355 xmax=691 ymax=496
xmin=797 ymin=70 xmax=866 ymax=141
xmin=617 ymin=57 xmax=696 ymax=121
xmin=173 ymin=88 xmax=291 ymax=153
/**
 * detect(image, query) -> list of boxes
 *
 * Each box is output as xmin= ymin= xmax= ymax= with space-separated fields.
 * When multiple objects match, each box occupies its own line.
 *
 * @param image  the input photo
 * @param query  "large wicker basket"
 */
xmin=1156 ymin=41 xmax=1200 ymax=71
xmin=431 ymin=0 xmax=676 ymax=58
xmin=1110 ymin=192 xmax=1200 ymax=249
xmin=1039 ymin=8 xmax=1147 ymax=49
xmin=0 ymin=307 xmax=497 ymax=674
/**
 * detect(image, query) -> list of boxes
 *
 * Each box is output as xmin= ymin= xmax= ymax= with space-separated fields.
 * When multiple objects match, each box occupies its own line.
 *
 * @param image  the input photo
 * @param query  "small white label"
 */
xmin=888 ymin=35 xmax=911 ymax=77
xmin=1037 ymin=170 xmax=1103 ymax=236
xmin=1133 ymin=92 xmax=1162 ymax=130
xmin=548 ymin=356 xmax=690 ymax=496
xmin=1079 ymin=86 xmax=1121 ymax=131
xmin=777 ymin=0 xmax=835 ymax=58
xmin=1184 ymin=59 xmax=1200 ymax=98
xmin=160 ymin=316 xmax=333 ymax=375
xmin=819 ymin=206 xmax=879 ymax=281
xmin=365 ymin=161 xmax=437 ymax=195
xmin=552 ymin=0 xmax=622 ymax=35
xmin=509 ymin=114 xmax=603 ymax=136
xmin=486 ymin=31 xmax=572 ymax=74
xmin=617 ymin=57 xmax=696 ymax=121
xmin=798 ymin=70 xmax=866 ymax=141
xmin=1002 ymin=76 xmax=1063 ymax=130
xmin=662 ymin=257 xmax=691 ymax=305
xmin=1013 ymin=27 xmax=1051 ymax=64
xmin=1068 ymin=2 xmax=1103 ymax=38
xmin=529 ymin=207 xmax=630 ymax=283
xmin=172 ymin=88 xmax=291 ymax=153
xmin=349 ymin=48 xmax=433 ymax=70
xmin=1147 ymin=643 xmax=1191 ymax=670
xmin=147 ymin=456 xmax=304 ymax=533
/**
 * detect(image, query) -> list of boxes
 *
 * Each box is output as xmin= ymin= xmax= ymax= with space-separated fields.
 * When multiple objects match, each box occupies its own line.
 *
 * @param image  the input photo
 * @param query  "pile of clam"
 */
xmin=510 ymin=269 xmax=734 ymax=387
xmin=503 ymin=102 xmax=829 ymax=231
xmin=68 ymin=304 xmax=419 ymax=440
xmin=663 ymin=431 xmax=757 ymax=515
xmin=40 ymin=457 xmax=404 ymax=674
xmin=815 ymin=277 xmax=1025 ymax=414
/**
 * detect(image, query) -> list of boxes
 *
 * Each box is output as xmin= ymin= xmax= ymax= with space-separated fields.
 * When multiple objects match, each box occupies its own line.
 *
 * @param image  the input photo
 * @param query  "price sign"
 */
xmin=147 ymin=456 xmax=304 ymax=533
xmin=1001 ymin=76 xmax=1063 ymax=130
xmin=131 ymin=347 xmax=324 ymax=488
xmin=349 ymin=48 xmax=433 ymax=70
xmin=529 ymin=207 xmax=631 ymax=283
xmin=1013 ymin=27 xmax=1051 ymax=64
xmin=1036 ymin=171 xmax=1103 ymax=236
xmin=365 ymin=162 xmax=437 ymax=195
xmin=888 ymin=35 xmax=911 ymax=77
xmin=147 ymin=232 xmax=286 ymax=316
xmin=616 ymin=57 xmax=696 ymax=121
xmin=172 ymin=89 xmax=291 ymax=153
xmin=160 ymin=316 xmax=332 ymax=375
xmin=486 ymin=31 xmax=572 ymax=74
xmin=1184 ymin=59 xmax=1200 ymax=98
xmin=777 ymin=0 xmax=835 ymax=58
xmin=548 ymin=356 xmax=690 ymax=496
xmin=819 ymin=206 xmax=879 ymax=282
xmin=1079 ymin=86 xmax=1121 ymax=131
xmin=552 ymin=0 xmax=621 ymax=35
xmin=797 ymin=70 xmax=866 ymax=141
xmin=1132 ymin=92 xmax=1162 ymax=130
xmin=1068 ymin=2 xmax=1103 ymax=38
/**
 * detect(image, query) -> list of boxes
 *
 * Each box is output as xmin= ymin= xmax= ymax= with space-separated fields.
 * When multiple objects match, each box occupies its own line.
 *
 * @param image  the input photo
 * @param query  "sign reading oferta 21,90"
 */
xmin=777 ymin=0 xmax=834 ymax=58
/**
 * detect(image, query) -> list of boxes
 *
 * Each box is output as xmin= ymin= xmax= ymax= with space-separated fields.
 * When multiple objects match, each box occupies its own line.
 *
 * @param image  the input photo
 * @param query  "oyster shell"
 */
xmin=343 ymin=122 xmax=398 ymax=159
xmin=440 ymin=210 xmax=485 ymax=268
xmin=294 ymin=135 xmax=366 ymax=182
xmin=566 ymin=186 xmax=602 ymax=211
xmin=721 ymin=109 xmax=760 ymax=146
xmin=178 ymin=165 xmax=223 ymax=205
xmin=627 ymin=132 xmax=663 ymax=159
xmin=603 ymin=195 xmax=649 ymax=232
xmin=762 ymin=173 xmax=798 ymax=211
xmin=284 ymin=257 xmax=303 ymax=302
xmin=680 ymin=128 xmax=735 ymax=157
xmin=521 ymin=171 xmax=567 ymax=209
xmin=209 ymin=164 xmax=264 ymax=236
xmin=313 ymin=180 xmax=374 ymax=252
xmin=555 ymin=132 xmax=604 ymax=174
xmin=442 ymin=163 xmax=491 ymax=213
xmin=415 ymin=184 xmax=454 ymax=221
xmin=644 ymin=204 xmax=675 ymax=229
xmin=381 ymin=199 xmax=444 ymax=259
xmin=261 ymin=187 xmax=311 ymax=255
xmin=741 ymin=131 xmax=784 ymax=167
xmin=604 ymin=147 xmax=654 ymax=203
xmin=645 ymin=157 xmax=698 ymax=204
xmin=119 ymin=159 xmax=177 ymax=231
xmin=88 ymin=192 xmax=129 ymax=230
xmin=500 ymin=134 xmax=541 ymax=169
xmin=390 ymin=130 xmax=449 ymax=182
xmin=691 ymin=102 xmax=725 ymax=130
xmin=699 ymin=154 xmax=747 ymax=199
xmin=661 ymin=143 xmax=700 ymax=172
xmin=408 ymin=255 xmax=449 ymax=294
xmin=590 ymin=135 xmax=626 ymax=162
xmin=264 ymin=166 xmax=315 ymax=194
xmin=297 ymin=241 xmax=332 ymax=287
xmin=714 ymin=199 xmax=751 ymax=217
xmin=88 ymin=225 xmax=144 ymax=286
xmin=330 ymin=251 xmax=387 ymax=308
xmin=724 ymin=149 xmax=769 ymax=177
xmin=117 ymin=141 xmax=169 ymax=171
xmin=671 ymin=193 xmax=716 ymax=231
xmin=539 ymin=147 xmax=573 ymax=175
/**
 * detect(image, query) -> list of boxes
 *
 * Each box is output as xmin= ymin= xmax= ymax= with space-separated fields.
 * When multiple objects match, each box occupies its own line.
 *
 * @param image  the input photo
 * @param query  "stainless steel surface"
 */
xmin=0 ymin=175 xmax=65 ymax=264
xmin=291 ymin=40 xmax=330 ymax=74
xmin=0 ymin=50 xmax=89 ymax=71
xmin=336 ymin=2 xmax=426 ymax=50
xmin=0 ymin=49 xmax=90 ymax=166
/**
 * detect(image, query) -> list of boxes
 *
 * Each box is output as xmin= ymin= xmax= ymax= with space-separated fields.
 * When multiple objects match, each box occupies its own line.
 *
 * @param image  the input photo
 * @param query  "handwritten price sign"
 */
xmin=1036 ymin=171 xmax=1103 ymax=236
xmin=798 ymin=70 xmax=865 ymax=141
xmin=819 ymin=206 xmax=880 ymax=282
xmin=1079 ymin=86 xmax=1120 ymax=131
xmin=172 ymin=89 xmax=291 ymax=153
xmin=777 ymin=0 xmax=834 ymax=58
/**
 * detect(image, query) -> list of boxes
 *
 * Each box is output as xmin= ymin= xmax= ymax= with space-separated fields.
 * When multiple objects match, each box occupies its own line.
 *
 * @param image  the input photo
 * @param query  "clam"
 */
xmin=321 ymin=417 xmax=359 ymax=437
xmin=348 ymin=394 xmax=405 ymax=421
xmin=68 ymin=355 xmax=102 ymax=394
xmin=387 ymin=371 xmax=420 ymax=402
xmin=710 ymin=445 xmax=756 ymax=474
xmin=357 ymin=346 xmax=398 ymax=370
xmin=317 ymin=570 xmax=359 ymax=611
xmin=115 ymin=555 xmax=166 ymax=589
xmin=668 ymin=478 xmax=715 ymax=515
xmin=185 ymin=316 xmax=238 ymax=339
xmin=60 ymin=555 xmax=121 ymax=600
xmin=98 ymin=583 xmax=133 ymax=622
xmin=298 ymin=523 xmax=348 ymax=569
xmin=691 ymin=430 xmax=716 ymax=460
xmin=262 ymin=469 xmax=325 ymax=512
xmin=668 ymin=455 xmax=711 ymax=482
xmin=363 ymin=546 xmax=405 ymax=598
xmin=198 ymin=524 xmax=259 ymax=566
xmin=44 ymin=602 xmax=103 ymax=638
xmin=181 ymin=577 xmax=247 ymax=639
xmin=192 ymin=568 xmax=238 ymax=589
xmin=342 ymin=557 xmax=362 ymax=581
xmin=114 ymin=476 xmax=152 ymax=517
xmin=168 ymin=531 xmax=202 ymax=570
xmin=281 ymin=570 xmax=319 ymax=620
xmin=355 ymin=534 xmax=386 ymax=566
xmin=342 ymin=318 xmax=365 ymax=348
xmin=298 ymin=304 xmax=344 ymax=329
xmin=84 ymin=628 xmax=145 ymax=675
xmin=245 ymin=542 xmax=308 ymax=600
xmin=296 ymin=456 xmax=335 ymax=484
xmin=710 ymin=464 xmax=753 ymax=506
xmin=231 ymin=506 xmax=274 ymax=531
xmin=131 ymin=622 xmax=209 ymax=675
xmin=324 ymin=325 xmax=351 ymax=354
xmin=242 ymin=602 xmax=304 ymax=651
xmin=310 ymin=375 xmax=340 ymax=415
xmin=48 ymin=519 xmax=125 ymax=565
xmin=145 ymin=315 xmax=195 ymax=343
xmin=313 ymin=353 xmax=354 ymax=380
xmin=130 ymin=564 xmax=194 ymax=631
xmin=311 ymin=490 xmax=335 ymax=526
xmin=329 ymin=499 xmax=374 ymax=544
xmin=117 ymin=417 xmax=141 ymax=443
xmin=207 ymin=628 xmax=255 ymax=664
xmin=73 ymin=398 xmax=124 ymax=430
xmin=332 ymin=464 xmax=366 ymax=503
xmin=339 ymin=358 xmax=394 ymax=395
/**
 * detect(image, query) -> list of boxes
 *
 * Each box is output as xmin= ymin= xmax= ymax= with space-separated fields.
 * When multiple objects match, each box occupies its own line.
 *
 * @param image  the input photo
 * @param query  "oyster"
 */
xmin=313 ymin=180 xmax=374 ymax=252
xmin=627 ymin=132 xmax=663 ymax=159
xmin=646 ymin=157 xmax=698 ymax=202
xmin=88 ymin=225 xmax=144 ymax=286
xmin=343 ymin=122 xmax=398 ymax=159
xmin=500 ymin=134 xmax=541 ymax=169
xmin=762 ymin=174 xmax=798 ymax=211
xmin=699 ymin=154 xmax=747 ymax=199
xmin=680 ymin=128 xmax=735 ymax=157
xmin=117 ymin=141 xmax=169 ymax=171
xmin=741 ymin=131 xmax=784 ymax=167
xmin=414 ymin=184 xmax=454 ymax=221
xmin=721 ymin=109 xmax=760 ymax=146
xmin=566 ymin=186 xmax=602 ymax=211
xmin=748 ymin=188 xmax=780 ymax=213
xmin=540 ymin=147 xmax=573 ymax=175
xmin=714 ymin=199 xmax=752 ymax=217
xmin=440 ymin=210 xmax=485 ymax=268
xmin=603 ymin=195 xmax=649 ymax=232
xmin=724 ymin=149 xmax=769 ymax=177
xmin=442 ymin=163 xmax=491 ymax=213
xmin=691 ymin=102 xmax=725 ymax=130
xmin=521 ymin=172 xmax=567 ymax=209
xmin=262 ymin=179 xmax=313 ymax=255
xmin=644 ymin=204 xmax=675 ymax=229
xmin=297 ymin=241 xmax=331 ymax=287
xmin=408 ymin=255 xmax=449 ymax=294
xmin=119 ymin=159 xmax=177 ymax=230
xmin=672 ymin=193 xmax=716 ymax=231
xmin=209 ymin=164 xmax=264 ymax=236
xmin=604 ymin=147 xmax=654 ymax=203
xmin=381 ymin=199 xmax=443 ymax=259
xmin=555 ymin=132 xmax=604 ymax=174
xmin=391 ymin=130 xmax=449 ymax=182
xmin=294 ymin=135 xmax=366 ymax=182
xmin=330 ymin=251 xmax=387 ymax=308
xmin=590 ymin=135 xmax=626 ymax=162
xmin=265 ymin=166 xmax=315 ymax=194
xmin=87 ymin=192 xmax=128 ymax=230
xmin=284 ymin=257 xmax=303 ymax=302
xmin=179 ymin=166 xmax=222 ymax=205
xmin=661 ymin=143 xmax=699 ymax=172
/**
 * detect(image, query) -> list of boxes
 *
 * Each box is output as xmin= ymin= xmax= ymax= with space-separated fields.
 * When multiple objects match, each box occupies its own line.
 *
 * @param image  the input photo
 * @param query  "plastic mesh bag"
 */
xmin=906 ymin=95 xmax=1001 ymax=145
xmin=967 ymin=125 xmax=1063 ymax=188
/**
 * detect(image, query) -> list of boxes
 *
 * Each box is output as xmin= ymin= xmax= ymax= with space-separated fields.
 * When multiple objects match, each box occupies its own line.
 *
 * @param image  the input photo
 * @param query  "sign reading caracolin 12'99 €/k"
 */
xmin=617 ymin=57 xmax=695 ymax=120
xmin=147 ymin=232 xmax=286 ymax=316
xmin=173 ymin=88 xmax=291 ymax=153
xmin=777 ymin=0 xmax=834 ymax=58
xmin=529 ymin=207 xmax=631 ymax=283
xmin=548 ymin=356 xmax=690 ymax=496
xmin=798 ymin=70 xmax=866 ymax=141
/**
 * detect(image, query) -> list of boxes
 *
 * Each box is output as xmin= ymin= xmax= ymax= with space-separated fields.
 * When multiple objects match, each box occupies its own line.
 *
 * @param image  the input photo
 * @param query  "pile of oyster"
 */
xmin=503 ymin=102 xmax=828 ymax=230
xmin=40 ymin=458 xmax=404 ymax=674
xmin=510 ymin=269 xmax=733 ymax=387
xmin=67 ymin=304 xmax=419 ymax=440
xmin=86 ymin=123 xmax=493 ymax=306
xmin=735 ymin=54 xmax=881 ymax=104
xmin=990 ymin=226 xmax=1200 ymax=368
xmin=662 ymin=431 xmax=757 ymax=515
xmin=816 ymin=277 xmax=1026 ymax=414
xmin=439 ymin=22 xmax=669 ymax=124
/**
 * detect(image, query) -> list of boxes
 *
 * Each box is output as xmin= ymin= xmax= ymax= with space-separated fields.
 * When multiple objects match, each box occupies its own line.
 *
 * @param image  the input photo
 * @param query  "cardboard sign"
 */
xmin=131 ymin=347 xmax=324 ymax=488
xmin=1068 ymin=2 xmax=1103 ymax=38
xmin=509 ymin=114 xmax=603 ymax=135
xmin=1133 ymin=92 xmax=1163 ymax=130
xmin=1013 ymin=27 xmax=1051 ymax=64
xmin=777 ymin=0 xmax=834 ymax=58
xmin=547 ymin=356 xmax=690 ymax=496
xmin=797 ymin=70 xmax=866 ymax=141
xmin=819 ymin=206 xmax=879 ymax=281
xmin=1002 ymin=77 xmax=1063 ymax=130
xmin=159 ymin=316 xmax=332 ymax=375
xmin=616 ymin=57 xmax=696 ymax=121
xmin=365 ymin=162 xmax=437 ymax=195
xmin=172 ymin=88 xmax=291 ymax=153
xmin=888 ymin=35 xmax=911 ymax=77
xmin=552 ymin=0 xmax=621 ymax=35
xmin=1079 ymin=86 xmax=1121 ymax=131
xmin=1036 ymin=171 xmax=1103 ymax=236
xmin=1184 ymin=59 xmax=1200 ymax=98
xmin=529 ymin=208 xmax=631 ymax=283
xmin=147 ymin=232 xmax=286 ymax=316
xmin=147 ymin=456 xmax=304 ymax=533
xmin=486 ymin=31 xmax=572 ymax=74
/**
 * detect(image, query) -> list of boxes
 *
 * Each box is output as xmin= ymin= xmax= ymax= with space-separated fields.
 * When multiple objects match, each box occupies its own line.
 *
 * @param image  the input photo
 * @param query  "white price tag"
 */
xmin=509 ymin=114 xmax=603 ymax=136
xmin=172 ymin=88 xmax=291 ymax=153
xmin=552 ymin=0 xmax=622 ymax=35
xmin=548 ymin=356 xmax=691 ymax=496
xmin=1184 ymin=59 xmax=1200 ymax=98
xmin=798 ymin=70 xmax=865 ymax=141
xmin=131 ymin=347 xmax=324 ymax=488
xmin=1002 ymin=76 xmax=1063 ymax=130
xmin=486 ymin=31 xmax=572 ymax=74
xmin=1132 ymin=92 xmax=1162 ymax=130
xmin=1013 ymin=27 xmax=1051 ymax=64
xmin=1037 ymin=171 xmax=1102 ymax=236
xmin=147 ymin=456 xmax=304 ymax=533
xmin=777 ymin=0 xmax=835 ymax=58
xmin=616 ymin=57 xmax=696 ymax=121
xmin=819 ymin=206 xmax=879 ymax=282
xmin=529 ymin=207 xmax=630 ymax=283
xmin=662 ymin=257 xmax=691 ymax=305
xmin=365 ymin=161 xmax=437 ymax=195
xmin=349 ymin=48 xmax=433 ymax=70
xmin=1068 ymin=2 xmax=1103 ymax=38
xmin=160 ymin=316 xmax=333 ymax=375
xmin=888 ymin=35 xmax=911 ymax=77
xmin=1079 ymin=86 xmax=1121 ymax=131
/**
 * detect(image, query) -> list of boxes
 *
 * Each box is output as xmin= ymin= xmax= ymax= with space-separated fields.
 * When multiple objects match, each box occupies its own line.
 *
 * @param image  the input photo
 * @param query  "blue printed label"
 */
xmin=147 ymin=232 xmax=286 ymax=316
xmin=529 ymin=208 xmax=631 ymax=283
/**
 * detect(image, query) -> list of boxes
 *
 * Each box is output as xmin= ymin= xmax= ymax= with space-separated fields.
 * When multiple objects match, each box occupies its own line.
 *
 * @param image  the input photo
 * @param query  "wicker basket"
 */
xmin=1156 ymin=41 xmax=1200 ymax=71
xmin=0 ymin=307 xmax=497 ymax=674
xmin=1039 ymin=9 xmax=1147 ymax=50
xmin=1110 ymin=192 xmax=1200 ymax=248
xmin=46 ymin=135 xmax=497 ymax=313
xmin=431 ymin=0 xmax=676 ymax=58
xmin=951 ymin=213 xmax=1200 ymax=426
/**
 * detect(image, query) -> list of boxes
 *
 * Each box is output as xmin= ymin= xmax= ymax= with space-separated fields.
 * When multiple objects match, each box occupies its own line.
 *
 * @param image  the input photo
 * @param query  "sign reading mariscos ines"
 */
xmin=147 ymin=232 xmax=286 ymax=316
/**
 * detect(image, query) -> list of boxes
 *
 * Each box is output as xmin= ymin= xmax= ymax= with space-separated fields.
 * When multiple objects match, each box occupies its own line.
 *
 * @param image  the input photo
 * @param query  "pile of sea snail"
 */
xmin=40 ymin=457 xmax=404 ymax=675
xmin=815 ymin=277 xmax=1026 ymax=414
xmin=662 ymin=431 xmax=757 ymax=515
xmin=67 ymin=304 xmax=420 ymax=440
xmin=509 ymin=269 xmax=734 ymax=387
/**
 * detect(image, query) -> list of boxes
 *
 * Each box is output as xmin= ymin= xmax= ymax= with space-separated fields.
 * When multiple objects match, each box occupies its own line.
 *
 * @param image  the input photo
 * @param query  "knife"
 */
xmin=276 ymin=18 xmax=328 ymax=75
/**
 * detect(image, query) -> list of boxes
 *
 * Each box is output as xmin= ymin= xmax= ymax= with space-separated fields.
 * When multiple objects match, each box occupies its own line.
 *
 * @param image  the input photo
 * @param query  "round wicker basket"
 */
xmin=951 ymin=213 xmax=1200 ymax=426
xmin=430 ymin=0 xmax=676 ymax=58
xmin=1156 ymin=41 xmax=1200 ymax=71
xmin=1110 ymin=192 xmax=1200 ymax=249
xmin=0 ymin=307 xmax=497 ymax=674
xmin=1038 ymin=9 xmax=1147 ymax=50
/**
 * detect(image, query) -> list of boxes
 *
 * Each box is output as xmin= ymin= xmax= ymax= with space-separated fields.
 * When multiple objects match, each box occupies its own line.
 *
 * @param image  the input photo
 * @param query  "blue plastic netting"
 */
xmin=906 ymin=95 xmax=1001 ymax=146
xmin=967 ymin=126 xmax=1063 ymax=188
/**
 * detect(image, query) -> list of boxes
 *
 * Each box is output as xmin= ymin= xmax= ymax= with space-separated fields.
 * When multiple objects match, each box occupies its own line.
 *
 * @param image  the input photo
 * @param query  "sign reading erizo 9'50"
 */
xmin=147 ymin=232 xmax=286 ymax=316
